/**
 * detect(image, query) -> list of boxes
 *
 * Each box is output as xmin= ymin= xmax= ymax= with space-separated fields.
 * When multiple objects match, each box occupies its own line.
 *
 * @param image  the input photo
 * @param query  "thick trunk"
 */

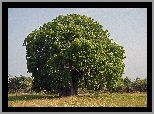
xmin=58 ymin=87 xmax=71 ymax=97
xmin=70 ymin=80 xmax=78 ymax=96
xmin=58 ymin=61 xmax=82 ymax=97
xmin=58 ymin=78 xmax=78 ymax=97
xmin=58 ymin=81 xmax=78 ymax=97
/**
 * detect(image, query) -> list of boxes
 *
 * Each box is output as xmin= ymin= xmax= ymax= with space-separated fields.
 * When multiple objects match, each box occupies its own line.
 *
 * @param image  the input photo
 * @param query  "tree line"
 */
xmin=114 ymin=76 xmax=147 ymax=93
xmin=8 ymin=75 xmax=147 ymax=94
xmin=8 ymin=75 xmax=33 ymax=94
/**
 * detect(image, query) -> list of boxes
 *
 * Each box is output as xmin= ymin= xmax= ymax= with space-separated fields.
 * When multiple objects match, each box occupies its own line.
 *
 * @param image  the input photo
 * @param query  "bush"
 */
xmin=8 ymin=75 xmax=33 ymax=94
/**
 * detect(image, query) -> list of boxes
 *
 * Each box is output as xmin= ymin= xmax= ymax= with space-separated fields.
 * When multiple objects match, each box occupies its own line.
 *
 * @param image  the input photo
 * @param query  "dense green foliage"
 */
xmin=23 ymin=14 xmax=126 ymax=95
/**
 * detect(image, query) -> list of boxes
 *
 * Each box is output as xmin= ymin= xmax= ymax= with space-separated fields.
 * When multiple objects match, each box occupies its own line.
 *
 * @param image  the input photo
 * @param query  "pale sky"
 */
xmin=8 ymin=8 xmax=147 ymax=80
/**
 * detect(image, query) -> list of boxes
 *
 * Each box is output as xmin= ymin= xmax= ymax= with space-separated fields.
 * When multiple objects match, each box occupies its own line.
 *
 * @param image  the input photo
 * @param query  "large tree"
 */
xmin=23 ymin=14 xmax=126 ymax=96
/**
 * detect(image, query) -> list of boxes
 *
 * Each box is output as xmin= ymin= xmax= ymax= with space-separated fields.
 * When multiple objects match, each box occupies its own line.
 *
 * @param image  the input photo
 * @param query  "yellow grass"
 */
xmin=8 ymin=93 xmax=147 ymax=107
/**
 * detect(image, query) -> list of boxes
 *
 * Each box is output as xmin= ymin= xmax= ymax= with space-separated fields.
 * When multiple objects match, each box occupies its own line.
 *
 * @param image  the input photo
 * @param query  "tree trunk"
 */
xmin=58 ymin=87 xmax=71 ymax=97
xmin=71 ymin=78 xmax=78 ymax=96
xmin=58 ymin=78 xmax=78 ymax=97
xmin=57 ymin=61 xmax=81 ymax=97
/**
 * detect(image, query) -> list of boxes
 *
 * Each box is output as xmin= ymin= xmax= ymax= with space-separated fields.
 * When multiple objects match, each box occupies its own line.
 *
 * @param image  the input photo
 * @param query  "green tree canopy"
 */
xmin=23 ymin=14 xmax=126 ymax=96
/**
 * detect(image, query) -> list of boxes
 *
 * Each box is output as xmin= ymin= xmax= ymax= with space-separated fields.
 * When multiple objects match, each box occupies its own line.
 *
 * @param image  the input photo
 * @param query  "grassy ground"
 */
xmin=8 ymin=93 xmax=147 ymax=107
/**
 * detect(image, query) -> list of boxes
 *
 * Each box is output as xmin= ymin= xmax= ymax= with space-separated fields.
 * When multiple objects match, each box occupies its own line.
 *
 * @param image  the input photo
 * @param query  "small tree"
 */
xmin=132 ymin=77 xmax=147 ymax=92
xmin=8 ymin=76 xmax=33 ymax=94
xmin=123 ymin=76 xmax=132 ymax=92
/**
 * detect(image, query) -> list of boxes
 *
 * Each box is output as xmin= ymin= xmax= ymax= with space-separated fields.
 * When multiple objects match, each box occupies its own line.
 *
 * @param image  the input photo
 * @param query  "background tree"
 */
xmin=123 ymin=76 xmax=132 ymax=92
xmin=132 ymin=77 xmax=147 ymax=92
xmin=8 ymin=75 xmax=33 ymax=94
xmin=23 ymin=14 xmax=126 ymax=96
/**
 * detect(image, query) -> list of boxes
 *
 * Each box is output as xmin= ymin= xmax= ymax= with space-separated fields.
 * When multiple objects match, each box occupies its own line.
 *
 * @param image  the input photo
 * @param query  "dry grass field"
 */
xmin=8 ymin=93 xmax=147 ymax=107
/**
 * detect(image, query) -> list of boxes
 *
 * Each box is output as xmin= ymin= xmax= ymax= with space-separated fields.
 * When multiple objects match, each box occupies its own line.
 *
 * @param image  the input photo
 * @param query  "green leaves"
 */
xmin=23 ymin=14 xmax=126 ymax=93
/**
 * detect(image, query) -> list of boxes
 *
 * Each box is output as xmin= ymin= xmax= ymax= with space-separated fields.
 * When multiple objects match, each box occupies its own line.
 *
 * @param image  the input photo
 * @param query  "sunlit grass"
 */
xmin=8 ymin=93 xmax=147 ymax=107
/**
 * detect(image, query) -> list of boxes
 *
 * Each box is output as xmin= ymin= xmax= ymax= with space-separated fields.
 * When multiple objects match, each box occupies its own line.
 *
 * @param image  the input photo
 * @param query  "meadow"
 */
xmin=8 ymin=93 xmax=147 ymax=107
